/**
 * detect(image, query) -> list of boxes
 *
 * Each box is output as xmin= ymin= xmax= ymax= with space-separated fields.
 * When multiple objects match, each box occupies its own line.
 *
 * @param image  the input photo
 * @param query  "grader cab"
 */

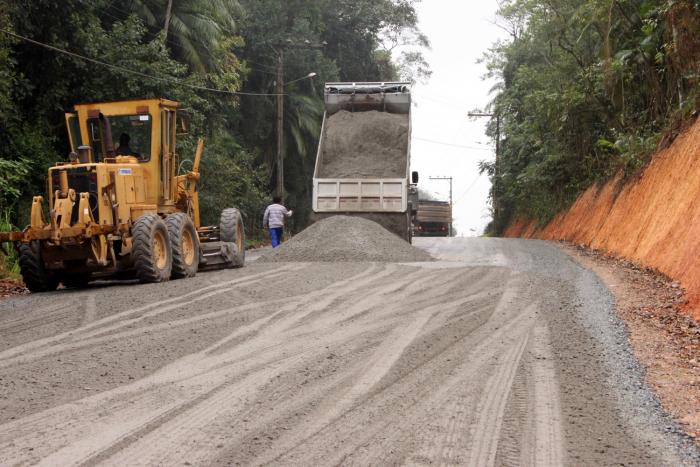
xmin=0 ymin=98 xmax=245 ymax=292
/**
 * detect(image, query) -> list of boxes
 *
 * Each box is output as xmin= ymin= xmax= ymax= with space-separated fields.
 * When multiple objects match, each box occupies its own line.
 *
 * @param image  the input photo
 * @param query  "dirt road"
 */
xmin=0 ymin=238 xmax=697 ymax=466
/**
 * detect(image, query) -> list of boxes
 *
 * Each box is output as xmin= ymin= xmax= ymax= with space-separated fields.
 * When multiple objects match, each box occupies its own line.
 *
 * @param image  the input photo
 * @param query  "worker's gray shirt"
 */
xmin=263 ymin=204 xmax=291 ymax=228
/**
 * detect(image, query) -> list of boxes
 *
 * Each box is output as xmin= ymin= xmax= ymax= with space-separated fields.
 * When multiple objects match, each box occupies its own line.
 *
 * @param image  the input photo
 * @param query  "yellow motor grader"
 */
xmin=0 ymin=98 xmax=245 ymax=292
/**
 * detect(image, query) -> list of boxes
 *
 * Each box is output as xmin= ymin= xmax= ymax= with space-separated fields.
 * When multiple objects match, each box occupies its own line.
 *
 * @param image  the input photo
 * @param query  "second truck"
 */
xmin=413 ymin=200 xmax=452 ymax=237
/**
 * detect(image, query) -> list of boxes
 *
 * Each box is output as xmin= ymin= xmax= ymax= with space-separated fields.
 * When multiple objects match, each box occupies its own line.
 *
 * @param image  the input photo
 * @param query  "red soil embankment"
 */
xmin=505 ymin=118 xmax=700 ymax=321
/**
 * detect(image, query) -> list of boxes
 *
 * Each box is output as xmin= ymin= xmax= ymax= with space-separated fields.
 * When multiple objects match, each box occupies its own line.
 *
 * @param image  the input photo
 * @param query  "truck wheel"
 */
xmin=219 ymin=208 xmax=245 ymax=267
xmin=19 ymin=242 xmax=58 ymax=292
xmin=132 ymin=214 xmax=172 ymax=283
xmin=166 ymin=213 xmax=199 ymax=279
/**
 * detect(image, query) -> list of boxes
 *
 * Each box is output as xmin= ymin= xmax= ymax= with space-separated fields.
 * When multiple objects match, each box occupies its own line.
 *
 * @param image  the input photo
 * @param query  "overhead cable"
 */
xmin=0 ymin=28 xmax=284 ymax=97
xmin=413 ymin=136 xmax=493 ymax=151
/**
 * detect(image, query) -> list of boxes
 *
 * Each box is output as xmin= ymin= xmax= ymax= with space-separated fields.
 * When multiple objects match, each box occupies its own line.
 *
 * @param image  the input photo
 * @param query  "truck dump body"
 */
xmin=317 ymin=110 xmax=409 ymax=179
xmin=313 ymin=82 xmax=413 ymax=241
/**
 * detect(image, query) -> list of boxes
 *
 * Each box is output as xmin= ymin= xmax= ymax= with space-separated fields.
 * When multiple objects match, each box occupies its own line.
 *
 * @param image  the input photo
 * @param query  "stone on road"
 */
xmin=0 ymin=238 xmax=697 ymax=466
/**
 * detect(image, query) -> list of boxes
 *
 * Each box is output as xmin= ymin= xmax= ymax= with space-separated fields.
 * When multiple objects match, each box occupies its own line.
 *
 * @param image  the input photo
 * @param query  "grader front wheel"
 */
xmin=219 ymin=208 xmax=245 ymax=268
xmin=18 ymin=242 xmax=58 ymax=293
xmin=166 ymin=213 xmax=199 ymax=279
xmin=132 ymin=214 xmax=172 ymax=283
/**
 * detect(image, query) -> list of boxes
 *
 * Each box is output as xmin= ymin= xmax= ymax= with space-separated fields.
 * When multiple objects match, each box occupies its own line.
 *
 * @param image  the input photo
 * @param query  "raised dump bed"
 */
xmin=312 ymin=82 xmax=414 ymax=241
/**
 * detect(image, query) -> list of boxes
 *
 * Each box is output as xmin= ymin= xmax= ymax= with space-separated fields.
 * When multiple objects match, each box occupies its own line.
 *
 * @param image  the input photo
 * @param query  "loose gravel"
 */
xmin=317 ymin=110 xmax=409 ymax=178
xmin=258 ymin=215 xmax=432 ymax=263
xmin=2 ymin=238 xmax=699 ymax=465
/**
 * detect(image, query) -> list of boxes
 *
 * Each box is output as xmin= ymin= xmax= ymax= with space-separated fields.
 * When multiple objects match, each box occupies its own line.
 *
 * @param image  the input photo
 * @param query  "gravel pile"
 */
xmin=317 ymin=110 xmax=409 ymax=178
xmin=258 ymin=215 xmax=432 ymax=263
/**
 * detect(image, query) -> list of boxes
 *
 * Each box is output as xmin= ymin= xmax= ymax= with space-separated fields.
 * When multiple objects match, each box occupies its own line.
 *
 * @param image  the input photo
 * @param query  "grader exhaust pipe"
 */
xmin=99 ymin=113 xmax=115 ymax=157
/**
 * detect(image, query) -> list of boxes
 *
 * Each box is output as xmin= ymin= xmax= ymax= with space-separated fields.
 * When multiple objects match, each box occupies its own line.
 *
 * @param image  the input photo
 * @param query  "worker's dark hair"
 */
xmin=272 ymin=196 xmax=282 ymax=204
xmin=119 ymin=133 xmax=130 ymax=145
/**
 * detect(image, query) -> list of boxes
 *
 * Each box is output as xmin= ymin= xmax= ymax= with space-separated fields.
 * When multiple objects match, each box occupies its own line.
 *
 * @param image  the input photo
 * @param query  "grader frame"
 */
xmin=0 ymin=98 xmax=245 ymax=291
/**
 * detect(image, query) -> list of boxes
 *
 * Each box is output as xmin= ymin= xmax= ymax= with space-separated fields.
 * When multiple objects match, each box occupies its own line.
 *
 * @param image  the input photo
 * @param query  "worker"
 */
xmin=116 ymin=133 xmax=141 ymax=158
xmin=263 ymin=196 xmax=293 ymax=248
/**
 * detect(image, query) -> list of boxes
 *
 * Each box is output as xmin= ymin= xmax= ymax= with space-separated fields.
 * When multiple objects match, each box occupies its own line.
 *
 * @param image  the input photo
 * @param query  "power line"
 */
xmin=454 ymin=173 xmax=484 ymax=204
xmin=413 ymin=136 xmax=493 ymax=151
xmin=0 ymin=28 xmax=284 ymax=97
xmin=413 ymin=95 xmax=470 ymax=110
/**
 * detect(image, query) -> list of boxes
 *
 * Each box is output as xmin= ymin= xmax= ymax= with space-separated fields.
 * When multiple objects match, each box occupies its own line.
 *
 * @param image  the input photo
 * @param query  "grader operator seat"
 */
xmin=115 ymin=133 xmax=142 ymax=159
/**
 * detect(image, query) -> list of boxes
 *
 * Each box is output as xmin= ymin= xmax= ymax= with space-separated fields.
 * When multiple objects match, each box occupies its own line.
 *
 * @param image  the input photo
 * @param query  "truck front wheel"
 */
xmin=132 ymin=214 xmax=172 ymax=283
xmin=19 ymin=242 xmax=58 ymax=292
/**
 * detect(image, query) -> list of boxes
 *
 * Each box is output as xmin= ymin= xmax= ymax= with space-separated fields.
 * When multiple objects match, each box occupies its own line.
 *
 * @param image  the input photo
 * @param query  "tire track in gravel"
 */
xmin=80 ymin=293 xmax=97 ymax=326
xmin=0 ymin=265 xmax=303 ymax=368
xmin=466 ymin=329 xmax=530 ymax=467
xmin=2 ymin=237 xmax=694 ymax=466
xmin=98 ymin=267 xmax=473 ymax=466
xmin=0 ymin=264 xmax=529 ymax=467
xmin=254 ymin=272 xmax=536 ymax=466
xmin=0 ymin=264 xmax=453 ymax=465
xmin=530 ymin=325 xmax=565 ymax=466
xmin=360 ymin=301 xmax=537 ymax=466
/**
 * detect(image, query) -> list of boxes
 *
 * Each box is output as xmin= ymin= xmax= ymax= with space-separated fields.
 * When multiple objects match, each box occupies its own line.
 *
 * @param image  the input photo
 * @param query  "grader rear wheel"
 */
xmin=219 ymin=208 xmax=245 ymax=268
xmin=132 ymin=214 xmax=172 ymax=283
xmin=166 ymin=213 xmax=199 ymax=279
xmin=18 ymin=242 xmax=58 ymax=293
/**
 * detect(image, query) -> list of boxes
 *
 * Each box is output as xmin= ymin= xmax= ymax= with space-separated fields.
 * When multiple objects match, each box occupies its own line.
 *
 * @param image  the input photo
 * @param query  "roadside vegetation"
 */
xmin=481 ymin=0 xmax=700 ymax=233
xmin=0 ymin=0 xmax=428 ymax=277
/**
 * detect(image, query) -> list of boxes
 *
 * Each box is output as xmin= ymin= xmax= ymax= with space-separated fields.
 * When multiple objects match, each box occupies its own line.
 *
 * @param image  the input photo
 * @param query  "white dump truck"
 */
xmin=312 ymin=82 xmax=418 ymax=242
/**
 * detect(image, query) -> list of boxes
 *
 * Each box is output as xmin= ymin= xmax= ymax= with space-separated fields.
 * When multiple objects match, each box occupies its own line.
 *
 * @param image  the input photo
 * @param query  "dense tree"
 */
xmin=482 ymin=0 xmax=700 ymax=234
xmin=108 ymin=0 xmax=242 ymax=72
xmin=235 ymin=0 xmax=427 ymax=228
xmin=0 ymin=0 xmax=428 ymax=245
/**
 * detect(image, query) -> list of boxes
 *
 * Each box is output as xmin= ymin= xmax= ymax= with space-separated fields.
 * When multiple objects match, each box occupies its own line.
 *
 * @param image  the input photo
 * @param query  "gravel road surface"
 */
xmin=0 ymin=237 xmax=697 ymax=466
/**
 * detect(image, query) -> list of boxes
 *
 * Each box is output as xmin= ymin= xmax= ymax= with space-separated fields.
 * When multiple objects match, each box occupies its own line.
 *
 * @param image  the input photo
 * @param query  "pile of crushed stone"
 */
xmin=317 ymin=110 xmax=409 ymax=178
xmin=258 ymin=216 xmax=432 ymax=263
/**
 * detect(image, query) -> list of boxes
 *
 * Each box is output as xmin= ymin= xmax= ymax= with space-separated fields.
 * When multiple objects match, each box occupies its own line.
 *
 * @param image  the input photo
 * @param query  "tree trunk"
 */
xmin=163 ymin=0 xmax=173 ymax=41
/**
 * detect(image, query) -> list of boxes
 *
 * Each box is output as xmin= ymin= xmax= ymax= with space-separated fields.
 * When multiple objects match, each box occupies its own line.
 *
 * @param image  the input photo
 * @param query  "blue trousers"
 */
xmin=269 ymin=227 xmax=283 ymax=248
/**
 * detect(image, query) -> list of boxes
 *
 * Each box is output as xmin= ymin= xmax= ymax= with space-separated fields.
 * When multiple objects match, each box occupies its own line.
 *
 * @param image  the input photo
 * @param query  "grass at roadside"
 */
xmin=0 ymin=210 xmax=20 ymax=280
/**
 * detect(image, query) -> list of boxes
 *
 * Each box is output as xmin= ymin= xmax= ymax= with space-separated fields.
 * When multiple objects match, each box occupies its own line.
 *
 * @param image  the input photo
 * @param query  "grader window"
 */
xmin=65 ymin=113 xmax=81 ymax=151
xmin=88 ymin=114 xmax=152 ymax=162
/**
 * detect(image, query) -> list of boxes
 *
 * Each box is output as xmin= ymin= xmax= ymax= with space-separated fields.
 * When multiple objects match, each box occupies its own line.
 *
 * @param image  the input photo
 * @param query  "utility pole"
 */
xmin=275 ymin=51 xmax=284 ymax=199
xmin=163 ymin=0 xmax=173 ymax=40
xmin=271 ymin=40 xmax=324 ymax=201
xmin=467 ymin=112 xmax=500 ymax=219
xmin=429 ymin=176 xmax=453 ymax=237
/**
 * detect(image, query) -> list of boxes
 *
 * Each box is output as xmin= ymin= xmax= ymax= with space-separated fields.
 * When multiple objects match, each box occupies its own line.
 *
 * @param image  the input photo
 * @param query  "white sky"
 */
xmin=408 ymin=0 xmax=508 ymax=236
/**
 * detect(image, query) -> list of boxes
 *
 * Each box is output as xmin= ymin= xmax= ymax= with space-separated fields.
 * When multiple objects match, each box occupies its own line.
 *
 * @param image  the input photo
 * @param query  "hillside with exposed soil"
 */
xmin=505 ymin=117 xmax=700 ymax=322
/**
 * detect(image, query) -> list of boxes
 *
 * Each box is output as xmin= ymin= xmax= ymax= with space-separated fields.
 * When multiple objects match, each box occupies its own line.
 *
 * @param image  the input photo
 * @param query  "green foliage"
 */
xmin=0 ymin=209 xmax=19 ymax=278
xmin=0 ymin=159 xmax=29 ymax=211
xmin=0 ymin=0 xmax=427 ymax=240
xmin=117 ymin=0 xmax=242 ymax=72
xmin=235 ymin=0 xmax=427 ymax=229
xmin=483 ymin=0 xmax=700 ymax=233
xmin=198 ymin=133 xmax=268 ymax=238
